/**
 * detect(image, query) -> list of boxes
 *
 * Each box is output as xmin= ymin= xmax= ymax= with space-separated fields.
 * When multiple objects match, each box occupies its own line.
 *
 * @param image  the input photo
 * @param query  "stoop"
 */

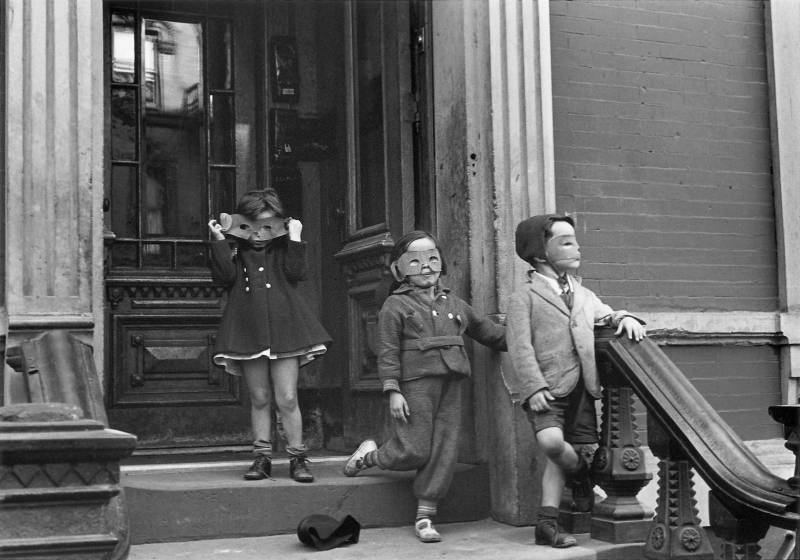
xmin=122 ymin=456 xmax=490 ymax=544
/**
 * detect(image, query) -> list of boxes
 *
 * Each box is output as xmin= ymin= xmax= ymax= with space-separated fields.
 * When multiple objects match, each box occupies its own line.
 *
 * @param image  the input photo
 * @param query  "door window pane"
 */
xmin=111 ymin=13 xmax=136 ymax=84
xmin=355 ymin=1 xmax=386 ymax=229
xmin=143 ymin=18 xmax=205 ymax=239
xmin=142 ymin=242 xmax=173 ymax=268
xmin=210 ymin=93 xmax=235 ymax=164
xmin=111 ymin=87 xmax=137 ymax=160
xmin=111 ymin=164 xmax=138 ymax=238
xmin=208 ymin=19 xmax=232 ymax=90
xmin=211 ymin=168 xmax=236 ymax=216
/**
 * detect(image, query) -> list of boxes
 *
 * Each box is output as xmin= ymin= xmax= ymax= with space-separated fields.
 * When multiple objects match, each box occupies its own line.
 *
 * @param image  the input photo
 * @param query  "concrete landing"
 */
xmin=127 ymin=518 xmax=646 ymax=560
xmin=122 ymin=457 xmax=490 ymax=545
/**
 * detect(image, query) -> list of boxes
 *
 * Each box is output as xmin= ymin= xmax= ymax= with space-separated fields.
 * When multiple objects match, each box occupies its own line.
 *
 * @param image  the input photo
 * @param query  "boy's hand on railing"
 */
xmin=616 ymin=316 xmax=646 ymax=342
xmin=389 ymin=391 xmax=410 ymax=423
xmin=527 ymin=389 xmax=554 ymax=412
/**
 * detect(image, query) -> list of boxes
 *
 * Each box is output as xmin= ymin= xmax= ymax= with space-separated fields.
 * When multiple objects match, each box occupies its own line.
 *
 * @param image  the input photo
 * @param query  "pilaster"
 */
xmin=766 ymin=0 xmax=800 ymax=405
xmin=3 ymin=0 xmax=105 ymax=367
xmin=460 ymin=0 xmax=556 ymax=524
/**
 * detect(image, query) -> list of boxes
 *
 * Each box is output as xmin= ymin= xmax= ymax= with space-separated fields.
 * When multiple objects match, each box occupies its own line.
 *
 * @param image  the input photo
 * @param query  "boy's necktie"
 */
xmin=558 ymin=274 xmax=573 ymax=309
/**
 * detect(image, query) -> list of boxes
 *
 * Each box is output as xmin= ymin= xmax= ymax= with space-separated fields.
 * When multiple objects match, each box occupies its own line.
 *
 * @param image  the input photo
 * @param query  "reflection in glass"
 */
xmin=111 ymin=13 xmax=135 ymax=83
xmin=208 ymin=19 xmax=232 ymax=90
xmin=210 ymin=94 xmax=235 ymax=164
xmin=143 ymin=18 xmax=205 ymax=239
xmin=355 ymin=1 xmax=386 ymax=229
xmin=142 ymin=242 xmax=172 ymax=268
xmin=111 ymin=165 xmax=137 ymax=238
xmin=111 ymin=88 xmax=137 ymax=160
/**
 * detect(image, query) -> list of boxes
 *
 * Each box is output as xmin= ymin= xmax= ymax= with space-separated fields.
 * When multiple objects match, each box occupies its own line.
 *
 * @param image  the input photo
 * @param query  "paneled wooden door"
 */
xmin=334 ymin=0 xmax=435 ymax=447
xmin=103 ymin=1 xmax=262 ymax=449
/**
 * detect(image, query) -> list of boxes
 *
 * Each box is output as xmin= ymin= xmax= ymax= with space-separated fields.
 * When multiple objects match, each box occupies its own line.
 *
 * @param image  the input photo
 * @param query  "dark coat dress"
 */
xmin=209 ymin=237 xmax=331 ymax=363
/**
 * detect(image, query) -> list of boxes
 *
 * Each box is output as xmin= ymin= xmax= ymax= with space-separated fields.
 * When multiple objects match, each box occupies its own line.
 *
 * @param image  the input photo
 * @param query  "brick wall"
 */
xmin=550 ymin=0 xmax=777 ymax=313
xmin=662 ymin=345 xmax=782 ymax=440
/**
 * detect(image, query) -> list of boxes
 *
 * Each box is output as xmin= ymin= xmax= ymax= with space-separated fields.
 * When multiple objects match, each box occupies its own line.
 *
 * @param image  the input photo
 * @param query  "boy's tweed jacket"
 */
xmin=504 ymin=273 xmax=634 ymax=405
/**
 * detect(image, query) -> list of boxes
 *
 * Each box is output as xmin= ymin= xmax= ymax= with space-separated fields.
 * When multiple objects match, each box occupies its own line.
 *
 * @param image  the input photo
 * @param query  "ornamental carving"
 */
xmin=621 ymin=447 xmax=641 ymax=470
xmin=650 ymin=525 xmax=665 ymax=550
xmin=0 ymin=462 xmax=119 ymax=489
xmin=679 ymin=527 xmax=703 ymax=551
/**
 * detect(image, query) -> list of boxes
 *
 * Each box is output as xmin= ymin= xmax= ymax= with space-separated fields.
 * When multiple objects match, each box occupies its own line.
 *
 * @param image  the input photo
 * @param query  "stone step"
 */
xmin=122 ymin=456 xmax=491 ymax=545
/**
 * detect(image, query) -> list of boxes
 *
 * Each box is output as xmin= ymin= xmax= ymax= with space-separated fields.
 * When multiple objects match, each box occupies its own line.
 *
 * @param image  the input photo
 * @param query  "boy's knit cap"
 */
xmin=515 ymin=214 xmax=575 ymax=265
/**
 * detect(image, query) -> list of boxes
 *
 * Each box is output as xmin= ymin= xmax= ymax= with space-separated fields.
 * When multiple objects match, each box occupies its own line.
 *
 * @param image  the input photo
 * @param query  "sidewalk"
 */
xmin=127 ymin=518 xmax=643 ymax=560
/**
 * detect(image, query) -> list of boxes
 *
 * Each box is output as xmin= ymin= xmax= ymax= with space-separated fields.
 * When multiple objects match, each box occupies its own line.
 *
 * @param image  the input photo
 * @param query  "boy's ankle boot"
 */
xmin=535 ymin=519 xmax=577 ymax=548
xmin=289 ymin=454 xmax=314 ymax=483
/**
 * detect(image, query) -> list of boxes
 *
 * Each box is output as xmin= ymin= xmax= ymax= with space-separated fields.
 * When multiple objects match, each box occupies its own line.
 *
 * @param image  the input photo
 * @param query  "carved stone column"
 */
xmin=591 ymin=384 xmax=654 ymax=542
xmin=645 ymin=415 xmax=715 ymax=560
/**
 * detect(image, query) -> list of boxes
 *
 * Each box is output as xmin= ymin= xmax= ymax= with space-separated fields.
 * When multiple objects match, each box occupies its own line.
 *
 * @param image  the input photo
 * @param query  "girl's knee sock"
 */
xmin=253 ymin=439 xmax=272 ymax=456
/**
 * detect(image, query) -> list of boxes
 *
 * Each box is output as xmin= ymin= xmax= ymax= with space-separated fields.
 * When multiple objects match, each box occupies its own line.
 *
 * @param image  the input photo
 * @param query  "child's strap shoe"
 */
xmin=414 ymin=518 xmax=442 ymax=543
xmin=342 ymin=439 xmax=377 ymax=476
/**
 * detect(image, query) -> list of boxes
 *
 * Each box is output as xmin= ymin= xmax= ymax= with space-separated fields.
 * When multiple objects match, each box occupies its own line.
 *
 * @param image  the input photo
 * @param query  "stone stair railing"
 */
xmin=588 ymin=326 xmax=800 ymax=560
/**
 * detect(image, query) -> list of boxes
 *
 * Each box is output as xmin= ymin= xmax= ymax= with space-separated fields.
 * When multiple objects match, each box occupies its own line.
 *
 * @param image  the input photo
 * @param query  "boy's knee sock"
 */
xmin=536 ymin=505 xmax=559 ymax=524
xmin=416 ymin=504 xmax=437 ymax=521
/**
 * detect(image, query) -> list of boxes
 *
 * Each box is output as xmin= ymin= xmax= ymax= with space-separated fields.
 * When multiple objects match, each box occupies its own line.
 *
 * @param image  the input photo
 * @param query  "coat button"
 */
xmin=448 ymin=313 xmax=454 ymax=319
xmin=245 ymin=287 xmax=250 ymax=292
xmin=245 ymin=277 xmax=249 ymax=282
xmin=266 ymin=283 xmax=272 ymax=288
xmin=432 ymin=310 xmax=438 ymax=316
xmin=258 ymin=266 xmax=264 ymax=272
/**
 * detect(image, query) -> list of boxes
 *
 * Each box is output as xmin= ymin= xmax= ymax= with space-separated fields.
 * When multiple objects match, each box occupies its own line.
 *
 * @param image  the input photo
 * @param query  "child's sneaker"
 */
xmin=342 ymin=439 xmax=377 ymax=476
xmin=414 ymin=518 xmax=442 ymax=543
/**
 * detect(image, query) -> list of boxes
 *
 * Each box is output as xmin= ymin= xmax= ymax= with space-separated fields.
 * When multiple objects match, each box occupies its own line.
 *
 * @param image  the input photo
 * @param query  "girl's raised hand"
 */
xmin=208 ymin=218 xmax=225 ymax=241
xmin=286 ymin=218 xmax=303 ymax=241
xmin=389 ymin=391 xmax=410 ymax=423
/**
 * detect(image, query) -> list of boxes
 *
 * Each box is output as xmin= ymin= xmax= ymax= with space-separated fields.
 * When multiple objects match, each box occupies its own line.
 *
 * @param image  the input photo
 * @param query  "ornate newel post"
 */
xmin=591 ymin=383 xmax=654 ymax=542
xmin=766 ymin=405 xmax=800 ymax=560
xmin=0 ymin=403 xmax=137 ymax=559
xmin=644 ymin=415 xmax=714 ymax=560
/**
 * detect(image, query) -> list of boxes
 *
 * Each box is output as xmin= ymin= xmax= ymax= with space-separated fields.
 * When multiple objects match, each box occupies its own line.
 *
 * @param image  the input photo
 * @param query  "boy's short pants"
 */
xmin=523 ymin=378 xmax=598 ymax=444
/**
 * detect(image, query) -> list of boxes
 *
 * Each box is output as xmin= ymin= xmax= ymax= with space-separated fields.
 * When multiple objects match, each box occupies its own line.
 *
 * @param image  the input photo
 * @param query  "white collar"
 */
xmin=534 ymin=271 xmax=572 ymax=294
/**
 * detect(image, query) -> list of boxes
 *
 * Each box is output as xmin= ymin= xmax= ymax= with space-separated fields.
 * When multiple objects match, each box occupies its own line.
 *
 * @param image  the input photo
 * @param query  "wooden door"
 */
xmin=103 ymin=1 xmax=261 ymax=449
xmin=333 ymin=0 xmax=433 ymax=447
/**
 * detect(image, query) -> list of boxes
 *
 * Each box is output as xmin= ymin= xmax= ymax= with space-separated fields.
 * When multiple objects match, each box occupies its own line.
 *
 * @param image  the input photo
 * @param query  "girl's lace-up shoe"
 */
xmin=289 ymin=455 xmax=314 ymax=483
xmin=243 ymin=454 xmax=272 ymax=480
